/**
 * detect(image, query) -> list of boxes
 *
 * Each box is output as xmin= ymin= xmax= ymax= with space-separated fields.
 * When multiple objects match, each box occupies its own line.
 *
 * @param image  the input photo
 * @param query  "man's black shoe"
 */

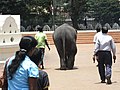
xmin=101 ymin=80 xmax=106 ymax=83
xmin=106 ymin=77 xmax=112 ymax=84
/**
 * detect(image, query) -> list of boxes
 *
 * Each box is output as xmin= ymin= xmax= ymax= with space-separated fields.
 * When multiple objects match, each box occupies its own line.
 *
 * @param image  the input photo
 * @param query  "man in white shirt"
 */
xmin=94 ymin=26 xmax=116 ymax=84
xmin=93 ymin=27 xmax=102 ymax=44
xmin=93 ymin=27 xmax=102 ymax=65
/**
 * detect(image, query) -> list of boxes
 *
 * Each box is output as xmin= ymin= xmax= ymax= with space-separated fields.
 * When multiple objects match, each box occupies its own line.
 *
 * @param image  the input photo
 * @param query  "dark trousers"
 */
xmin=97 ymin=51 xmax=112 ymax=81
xmin=39 ymin=48 xmax=45 ymax=67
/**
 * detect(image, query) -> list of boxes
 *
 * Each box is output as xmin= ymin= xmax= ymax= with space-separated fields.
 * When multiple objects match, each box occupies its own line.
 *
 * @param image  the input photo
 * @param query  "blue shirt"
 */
xmin=7 ymin=56 xmax=39 ymax=90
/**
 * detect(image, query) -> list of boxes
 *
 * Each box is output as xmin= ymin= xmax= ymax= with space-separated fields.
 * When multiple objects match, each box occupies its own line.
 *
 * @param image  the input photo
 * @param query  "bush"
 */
xmin=104 ymin=23 xmax=111 ymax=30
xmin=95 ymin=23 xmax=102 ymax=30
xmin=112 ymin=23 xmax=120 ymax=29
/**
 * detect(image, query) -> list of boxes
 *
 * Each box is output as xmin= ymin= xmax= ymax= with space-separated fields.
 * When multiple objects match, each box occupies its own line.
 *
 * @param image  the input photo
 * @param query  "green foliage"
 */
xmin=0 ymin=0 xmax=29 ymax=15
xmin=0 ymin=0 xmax=119 ymax=29
xmin=87 ymin=0 xmax=120 ymax=25
xmin=26 ymin=0 xmax=52 ymax=26
xmin=70 ymin=0 xmax=88 ymax=29
xmin=0 ymin=0 xmax=52 ymax=27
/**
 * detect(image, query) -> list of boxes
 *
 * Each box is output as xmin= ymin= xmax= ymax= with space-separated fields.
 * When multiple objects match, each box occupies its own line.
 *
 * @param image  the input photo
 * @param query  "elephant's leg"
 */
xmin=67 ymin=56 xmax=74 ymax=69
xmin=65 ymin=55 xmax=68 ymax=68
xmin=59 ymin=49 xmax=66 ymax=70
xmin=67 ymin=44 xmax=77 ymax=69
xmin=54 ymin=39 xmax=66 ymax=70
xmin=60 ymin=58 xmax=66 ymax=70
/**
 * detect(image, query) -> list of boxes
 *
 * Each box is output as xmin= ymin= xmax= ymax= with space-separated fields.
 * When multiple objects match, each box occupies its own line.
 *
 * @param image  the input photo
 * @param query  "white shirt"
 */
xmin=94 ymin=33 xmax=116 ymax=56
xmin=93 ymin=32 xmax=102 ymax=43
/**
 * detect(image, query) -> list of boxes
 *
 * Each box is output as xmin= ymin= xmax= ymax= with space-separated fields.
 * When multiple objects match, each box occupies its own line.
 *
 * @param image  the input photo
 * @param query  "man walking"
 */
xmin=93 ymin=27 xmax=102 ymax=64
xmin=93 ymin=27 xmax=101 ymax=44
xmin=35 ymin=26 xmax=50 ymax=69
xmin=93 ymin=26 xmax=116 ymax=84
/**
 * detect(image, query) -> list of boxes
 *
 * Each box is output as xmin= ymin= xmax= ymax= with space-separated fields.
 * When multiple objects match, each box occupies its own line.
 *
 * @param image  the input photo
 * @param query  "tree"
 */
xmin=88 ymin=0 xmax=120 ymax=25
xmin=0 ymin=0 xmax=30 ymax=16
xmin=66 ymin=0 xmax=88 ymax=29
xmin=0 ymin=0 xmax=52 ymax=27
xmin=26 ymin=0 xmax=51 ymax=26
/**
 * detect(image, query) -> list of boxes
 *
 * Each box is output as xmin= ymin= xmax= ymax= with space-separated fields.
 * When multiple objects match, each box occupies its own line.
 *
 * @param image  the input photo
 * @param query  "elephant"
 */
xmin=53 ymin=23 xmax=77 ymax=70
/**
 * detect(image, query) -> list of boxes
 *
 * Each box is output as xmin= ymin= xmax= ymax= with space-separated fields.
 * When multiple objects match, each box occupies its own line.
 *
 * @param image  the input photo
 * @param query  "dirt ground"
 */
xmin=0 ymin=43 xmax=120 ymax=90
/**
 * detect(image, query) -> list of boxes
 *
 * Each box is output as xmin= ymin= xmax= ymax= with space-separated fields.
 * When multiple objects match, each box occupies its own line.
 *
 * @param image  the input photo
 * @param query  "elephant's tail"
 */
xmin=62 ymin=32 xmax=66 ymax=62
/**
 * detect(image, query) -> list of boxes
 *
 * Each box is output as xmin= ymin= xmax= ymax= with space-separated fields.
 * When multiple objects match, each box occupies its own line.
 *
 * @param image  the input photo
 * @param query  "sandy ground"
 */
xmin=0 ymin=43 xmax=120 ymax=90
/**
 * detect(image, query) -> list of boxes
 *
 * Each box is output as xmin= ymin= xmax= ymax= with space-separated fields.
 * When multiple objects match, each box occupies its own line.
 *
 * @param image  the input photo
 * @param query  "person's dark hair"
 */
xmin=96 ymin=27 xmax=101 ymax=33
xmin=30 ymin=48 xmax=42 ymax=66
xmin=37 ymin=26 xmax=43 ymax=32
xmin=8 ymin=36 xmax=38 ymax=79
xmin=102 ymin=26 xmax=108 ymax=33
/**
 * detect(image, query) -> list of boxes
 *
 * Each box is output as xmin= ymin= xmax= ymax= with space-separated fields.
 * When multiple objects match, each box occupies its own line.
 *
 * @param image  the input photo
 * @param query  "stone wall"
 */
xmin=22 ymin=30 xmax=120 ymax=44
xmin=1 ymin=30 xmax=120 ymax=62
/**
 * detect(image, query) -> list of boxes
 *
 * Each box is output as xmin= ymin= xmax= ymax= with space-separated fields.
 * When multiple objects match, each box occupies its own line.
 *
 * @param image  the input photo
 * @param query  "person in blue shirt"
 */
xmin=6 ymin=36 xmax=39 ymax=90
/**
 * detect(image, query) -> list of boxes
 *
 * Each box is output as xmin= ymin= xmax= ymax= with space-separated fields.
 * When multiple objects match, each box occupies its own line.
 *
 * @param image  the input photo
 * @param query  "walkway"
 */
xmin=0 ymin=44 xmax=120 ymax=90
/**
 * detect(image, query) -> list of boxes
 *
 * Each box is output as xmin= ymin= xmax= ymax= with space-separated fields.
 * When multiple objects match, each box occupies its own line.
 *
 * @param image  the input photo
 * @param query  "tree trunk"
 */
xmin=70 ymin=0 xmax=79 ymax=30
